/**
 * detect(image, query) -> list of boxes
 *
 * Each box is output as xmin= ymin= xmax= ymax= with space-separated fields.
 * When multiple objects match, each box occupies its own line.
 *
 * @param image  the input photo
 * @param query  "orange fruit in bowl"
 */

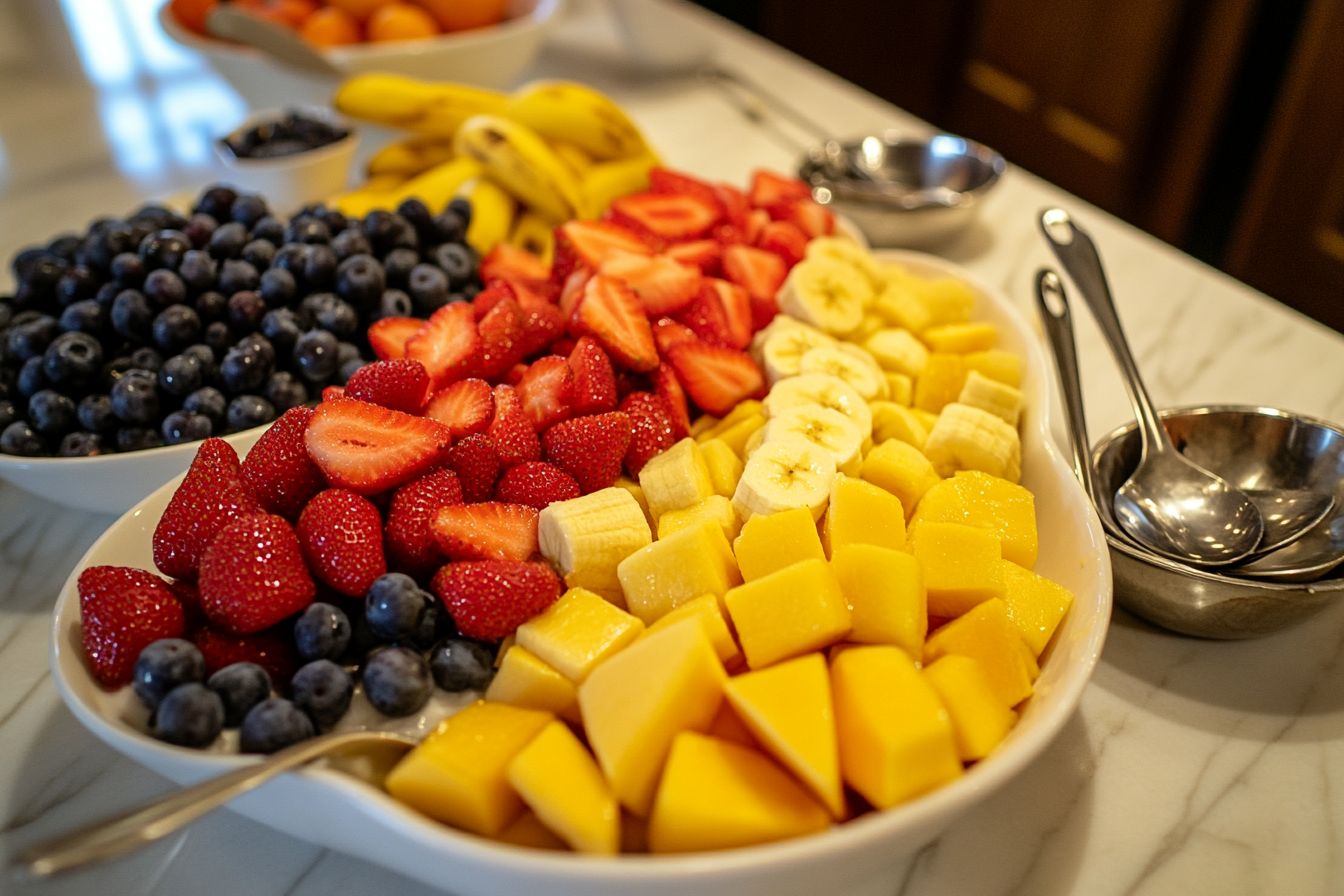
xmin=299 ymin=6 xmax=362 ymax=46
xmin=325 ymin=0 xmax=397 ymax=22
xmin=366 ymin=2 xmax=441 ymax=41
xmin=236 ymin=0 xmax=318 ymax=28
xmin=413 ymin=0 xmax=509 ymax=32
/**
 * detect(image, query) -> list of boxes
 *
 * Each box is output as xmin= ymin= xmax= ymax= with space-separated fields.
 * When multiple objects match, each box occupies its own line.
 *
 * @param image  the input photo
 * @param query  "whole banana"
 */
xmin=452 ymin=114 xmax=584 ymax=224
xmin=504 ymin=80 xmax=655 ymax=161
xmin=334 ymin=73 xmax=509 ymax=138
xmin=508 ymin=208 xmax=556 ymax=266
xmin=385 ymin=156 xmax=483 ymax=211
xmin=366 ymin=136 xmax=456 ymax=178
xmin=460 ymin=177 xmax=517 ymax=256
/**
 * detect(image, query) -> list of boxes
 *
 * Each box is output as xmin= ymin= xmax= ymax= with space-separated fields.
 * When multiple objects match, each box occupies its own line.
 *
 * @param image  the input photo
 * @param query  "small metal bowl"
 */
xmin=798 ymin=133 xmax=1004 ymax=247
xmin=1091 ymin=406 xmax=1344 ymax=638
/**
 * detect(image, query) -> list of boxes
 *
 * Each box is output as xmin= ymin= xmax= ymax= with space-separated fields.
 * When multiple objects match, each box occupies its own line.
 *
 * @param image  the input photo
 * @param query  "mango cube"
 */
xmin=657 ymin=494 xmax=741 ymax=542
xmin=923 ymin=321 xmax=997 ymax=353
xmin=696 ymin=399 xmax=762 ymax=441
xmin=643 ymin=592 xmax=742 ymax=667
xmin=884 ymin=371 xmax=914 ymax=406
xmin=874 ymin=282 xmax=934 ymax=333
xmin=648 ymin=733 xmax=830 ymax=853
xmin=830 ymin=645 xmax=961 ymax=808
xmin=700 ymin=438 xmax=745 ymax=497
xmin=638 ymin=438 xmax=715 ymax=521
xmin=922 ymin=655 xmax=1016 ymax=761
xmin=724 ymin=558 xmax=851 ymax=669
xmin=913 ymin=353 xmax=968 ymax=414
xmin=707 ymin=700 xmax=758 ymax=747
xmin=1000 ymin=560 xmax=1073 ymax=656
xmin=485 ymin=645 xmax=580 ymax=723
xmin=825 ymin=474 xmax=906 ymax=553
xmin=964 ymin=349 xmax=1023 ymax=388
xmin=385 ymin=700 xmax=552 ymax=836
xmin=618 ymin=520 xmax=741 ymax=624
xmin=724 ymin=653 xmax=844 ymax=818
xmin=515 ymin=586 xmax=644 ymax=683
xmin=859 ymin=439 xmax=940 ymax=515
xmin=870 ymin=401 xmax=927 ymax=449
xmin=508 ymin=720 xmax=620 ymax=854
xmin=733 ymin=506 xmax=827 ymax=581
xmin=911 ymin=471 xmax=1038 ymax=568
xmin=830 ymin=544 xmax=926 ymax=655
xmin=497 ymin=811 xmax=568 ymax=851
xmin=914 ymin=276 xmax=976 ymax=326
xmin=910 ymin=520 xmax=1005 ymax=617
xmin=578 ymin=618 xmax=726 ymax=816
xmin=923 ymin=598 xmax=1034 ymax=707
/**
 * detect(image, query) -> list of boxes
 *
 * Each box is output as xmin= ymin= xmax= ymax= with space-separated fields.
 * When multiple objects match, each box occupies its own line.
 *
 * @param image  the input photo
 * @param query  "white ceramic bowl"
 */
xmin=159 ymin=0 xmax=561 ymax=107
xmin=214 ymin=107 xmax=358 ymax=216
xmin=48 ymin=251 xmax=1111 ymax=896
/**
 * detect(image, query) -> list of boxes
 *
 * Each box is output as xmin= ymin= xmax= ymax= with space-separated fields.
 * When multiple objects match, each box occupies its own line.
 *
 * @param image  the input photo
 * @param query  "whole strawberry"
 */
xmin=494 ymin=461 xmax=581 ymax=509
xmin=446 ymin=433 xmax=501 ymax=503
xmin=620 ymin=391 xmax=679 ymax=476
xmin=240 ymin=406 xmax=326 ymax=519
xmin=543 ymin=411 xmax=632 ymax=493
xmin=344 ymin=359 xmax=431 ymax=414
xmin=79 ymin=566 xmax=186 ymax=687
xmin=431 ymin=560 xmax=562 ymax=641
xmin=385 ymin=468 xmax=464 ymax=578
xmin=199 ymin=513 xmax=316 ymax=633
xmin=297 ymin=489 xmax=387 ymax=598
xmin=487 ymin=384 xmax=541 ymax=469
xmin=153 ymin=438 xmax=261 ymax=580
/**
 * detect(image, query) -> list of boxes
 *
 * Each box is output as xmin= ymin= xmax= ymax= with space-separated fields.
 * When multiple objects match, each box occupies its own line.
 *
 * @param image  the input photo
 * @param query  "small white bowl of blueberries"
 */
xmin=215 ymin=108 xmax=358 ymax=215
xmin=0 ymin=179 xmax=483 ymax=514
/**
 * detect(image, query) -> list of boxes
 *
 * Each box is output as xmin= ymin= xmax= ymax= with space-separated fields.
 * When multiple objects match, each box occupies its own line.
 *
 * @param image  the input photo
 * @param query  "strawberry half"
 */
xmin=486 ymin=384 xmax=541 ymax=469
xmin=542 ymin=411 xmax=632 ymax=493
xmin=385 ymin=468 xmax=463 ymax=577
xmin=193 ymin=624 xmax=299 ymax=684
xmin=153 ymin=438 xmax=262 ymax=580
xmin=665 ymin=239 xmax=722 ymax=274
xmin=722 ymin=243 xmax=786 ymax=329
xmin=430 ymin=560 xmax=562 ymax=641
xmin=431 ymin=501 xmax=539 ymax=562
xmin=425 ymin=377 xmax=495 ymax=440
xmin=599 ymin=251 xmax=702 ymax=315
xmin=704 ymin=277 xmax=753 ymax=350
xmin=649 ymin=167 xmax=722 ymax=208
xmin=78 ymin=566 xmax=186 ymax=687
xmin=567 ymin=336 xmax=618 ymax=415
xmin=666 ymin=341 xmax=765 ymax=416
xmin=297 ymin=489 xmax=387 ymax=598
xmin=652 ymin=363 xmax=692 ymax=436
xmin=713 ymin=181 xmax=751 ymax=231
xmin=516 ymin=355 xmax=574 ymax=431
xmin=575 ymin=275 xmax=658 ymax=372
xmin=199 ymin=513 xmax=316 ymax=634
xmin=405 ymin=302 xmax=481 ymax=389
xmin=480 ymin=242 xmax=550 ymax=283
xmin=621 ymin=391 xmax=680 ymax=476
xmin=241 ymin=406 xmax=326 ymax=520
xmin=609 ymin=192 xmax=720 ymax=241
xmin=494 ymin=460 xmax=581 ymax=509
xmin=344 ymin=359 xmax=431 ymax=414
xmin=510 ymin=291 xmax=566 ymax=359
xmin=557 ymin=267 xmax=593 ymax=321
xmin=446 ymin=432 xmax=502 ymax=503
xmin=322 ymin=385 xmax=346 ymax=402
xmin=477 ymin=296 xmax=529 ymax=381
xmin=748 ymin=169 xmax=811 ymax=211
xmin=756 ymin=219 xmax=809 ymax=267
xmin=304 ymin=399 xmax=453 ymax=495
xmin=651 ymin=317 xmax=698 ymax=356
xmin=553 ymin=220 xmax=653 ymax=284
xmin=784 ymin=197 xmax=836 ymax=238
xmin=368 ymin=316 xmax=421 ymax=361
xmin=672 ymin=280 xmax=731 ymax=347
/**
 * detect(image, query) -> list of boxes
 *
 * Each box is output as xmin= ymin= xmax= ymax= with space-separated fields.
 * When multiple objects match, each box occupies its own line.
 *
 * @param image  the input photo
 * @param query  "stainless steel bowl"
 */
xmin=1091 ymin=406 xmax=1344 ymax=638
xmin=798 ymin=133 xmax=1004 ymax=247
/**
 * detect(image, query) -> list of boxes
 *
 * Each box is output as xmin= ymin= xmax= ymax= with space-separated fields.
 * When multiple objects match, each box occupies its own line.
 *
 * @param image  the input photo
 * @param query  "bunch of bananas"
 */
xmin=330 ymin=75 xmax=660 ymax=261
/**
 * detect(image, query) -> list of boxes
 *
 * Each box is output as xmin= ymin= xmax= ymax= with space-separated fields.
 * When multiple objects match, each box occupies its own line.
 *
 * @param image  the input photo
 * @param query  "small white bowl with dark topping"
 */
xmin=214 ymin=108 xmax=357 ymax=216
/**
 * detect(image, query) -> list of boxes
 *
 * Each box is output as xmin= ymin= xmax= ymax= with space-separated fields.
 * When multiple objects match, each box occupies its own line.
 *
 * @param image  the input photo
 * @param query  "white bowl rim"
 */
xmin=0 ymin=424 xmax=265 ymax=472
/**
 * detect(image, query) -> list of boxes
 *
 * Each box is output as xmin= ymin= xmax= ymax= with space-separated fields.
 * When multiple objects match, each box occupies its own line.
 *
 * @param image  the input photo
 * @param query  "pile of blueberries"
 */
xmin=139 ymin=572 xmax=497 ymax=752
xmin=221 ymin=110 xmax=351 ymax=160
xmin=0 ymin=184 xmax=481 ymax=457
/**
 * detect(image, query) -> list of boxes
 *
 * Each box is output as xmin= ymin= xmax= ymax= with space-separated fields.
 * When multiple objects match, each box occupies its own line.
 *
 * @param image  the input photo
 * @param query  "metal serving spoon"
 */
xmin=206 ymin=4 xmax=343 ymax=77
xmin=1039 ymin=208 xmax=1265 ymax=567
xmin=14 ymin=730 xmax=414 ymax=879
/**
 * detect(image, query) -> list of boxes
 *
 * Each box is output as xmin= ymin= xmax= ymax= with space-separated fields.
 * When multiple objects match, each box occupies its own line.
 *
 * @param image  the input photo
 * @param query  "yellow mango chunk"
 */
xmin=885 ymin=371 xmax=914 ymax=406
xmin=485 ymin=645 xmax=580 ymax=724
xmin=923 ymin=598 xmax=1034 ymax=707
xmin=613 ymin=476 xmax=655 ymax=531
xmin=910 ymin=520 xmax=1005 ymax=617
xmin=618 ymin=519 xmax=741 ymax=624
xmin=860 ymin=439 xmax=940 ymax=516
xmin=724 ymin=558 xmax=851 ymax=669
xmin=643 ymin=592 xmax=742 ymax=668
xmin=825 ymin=474 xmax=906 ymax=553
xmin=873 ymin=282 xmax=934 ymax=333
xmin=922 ymin=321 xmax=997 ymax=353
xmin=964 ymin=349 xmax=1023 ymax=388
xmin=715 ymin=412 xmax=767 ymax=457
xmin=648 ymin=733 xmax=830 ymax=853
xmin=385 ymin=701 xmax=552 ymax=837
xmin=578 ymin=618 xmax=726 ymax=816
xmin=831 ymin=544 xmax=926 ymax=656
xmin=515 ymin=586 xmax=644 ymax=683
xmin=913 ymin=353 xmax=968 ymax=414
xmin=912 ymin=471 xmax=1038 ymax=568
xmin=733 ymin=506 xmax=827 ymax=581
xmin=638 ymin=438 xmax=715 ymax=521
xmin=496 ymin=811 xmax=568 ymax=850
xmin=508 ymin=720 xmax=620 ymax=854
xmin=923 ymin=655 xmax=1016 ymax=761
xmin=870 ymin=401 xmax=927 ymax=449
xmin=700 ymin=438 xmax=744 ymax=497
xmin=1000 ymin=561 xmax=1074 ymax=656
xmin=724 ymin=654 xmax=844 ymax=818
xmin=708 ymin=700 xmax=758 ymax=747
xmin=831 ymin=645 xmax=961 ymax=808
xmin=863 ymin=328 xmax=928 ymax=377
xmin=914 ymin=276 xmax=976 ymax=326
xmin=696 ymin=399 xmax=762 ymax=441
xmin=657 ymin=494 xmax=741 ymax=541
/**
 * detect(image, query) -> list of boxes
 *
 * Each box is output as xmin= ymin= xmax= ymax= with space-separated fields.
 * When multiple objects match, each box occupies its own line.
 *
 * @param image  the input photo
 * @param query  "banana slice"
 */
xmin=777 ymin=257 xmax=871 ymax=336
xmin=922 ymin=402 xmax=1022 ymax=482
xmin=758 ymin=321 xmax=837 ymax=384
xmin=538 ymin=487 xmax=653 ymax=601
xmin=731 ymin=433 xmax=838 ymax=522
xmin=804 ymin=235 xmax=884 ymax=289
xmin=759 ymin=403 xmax=865 ymax=472
xmin=798 ymin=346 xmax=887 ymax=402
xmin=764 ymin=373 xmax=873 ymax=438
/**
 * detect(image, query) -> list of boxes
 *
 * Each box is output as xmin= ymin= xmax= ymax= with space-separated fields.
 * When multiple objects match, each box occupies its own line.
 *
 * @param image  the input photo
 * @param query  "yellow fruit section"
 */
xmin=870 ymin=401 xmax=927 ymax=448
xmin=860 ymin=439 xmax=940 ymax=515
xmin=507 ymin=720 xmax=620 ymax=854
xmin=964 ymin=348 xmax=1023 ymax=388
xmin=642 ymin=592 xmax=742 ymax=668
xmin=515 ymin=586 xmax=645 ymax=683
xmin=909 ymin=520 xmax=1005 ymax=617
xmin=385 ymin=700 xmax=552 ymax=837
xmin=831 ymin=543 xmax=926 ymax=656
xmin=923 ymin=321 xmax=997 ymax=353
xmin=911 ymin=471 xmax=1038 ymax=568
xmin=724 ymin=558 xmax=851 ymax=669
xmin=922 ymin=655 xmax=1016 ymax=762
xmin=707 ymin=700 xmax=758 ymax=747
xmin=733 ymin=506 xmax=827 ymax=581
xmin=923 ymin=598 xmax=1034 ymax=707
xmin=657 ymin=494 xmax=742 ymax=541
xmin=700 ymin=438 xmax=745 ymax=497
xmin=647 ymin=732 xmax=830 ymax=853
xmin=999 ymin=560 xmax=1074 ymax=656
xmin=638 ymin=437 xmax=715 ymax=521
xmin=618 ymin=520 xmax=742 ymax=624
xmin=485 ymin=645 xmax=581 ymax=723
xmin=496 ymin=811 xmax=568 ymax=851
xmin=913 ymin=353 xmax=968 ymax=414
xmin=824 ymin=474 xmax=906 ymax=553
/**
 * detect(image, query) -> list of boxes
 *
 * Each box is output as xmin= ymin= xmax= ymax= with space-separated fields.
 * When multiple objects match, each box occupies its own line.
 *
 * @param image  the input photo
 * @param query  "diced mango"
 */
xmin=884 ymin=372 xmax=914 ymax=406
xmin=860 ymin=439 xmax=940 ymax=515
xmin=496 ymin=811 xmax=569 ymax=850
xmin=690 ymin=414 xmax=719 ymax=438
xmin=515 ymin=586 xmax=644 ymax=683
xmin=914 ymin=276 xmax=976 ymax=326
xmin=923 ymin=655 xmax=1016 ymax=761
xmin=707 ymin=700 xmax=758 ymax=747
xmin=1000 ymin=561 xmax=1074 ymax=656
xmin=638 ymin=438 xmax=715 ymax=521
xmin=657 ymin=494 xmax=741 ymax=542
xmin=648 ymin=733 xmax=830 ymax=853
xmin=830 ymin=645 xmax=961 ymax=808
xmin=911 ymin=408 xmax=939 ymax=431
xmin=870 ymin=401 xmax=927 ymax=449
xmin=873 ymin=282 xmax=934 ymax=333
xmin=922 ymin=321 xmax=997 ymax=353
xmin=923 ymin=598 xmax=1034 ymax=707
xmin=700 ymin=438 xmax=744 ymax=497
xmin=508 ymin=720 xmax=620 ymax=854
xmin=909 ymin=520 xmax=1005 ymax=617
xmin=715 ymin=412 xmax=767 ymax=457
xmin=618 ymin=520 xmax=741 ymax=624
xmin=964 ymin=349 xmax=1023 ymax=388
xmin=577 ymin=618 xmax=726 ymax=816
xmin=724 ymin=558 xmax=851 ymax=669
xmin=913 ymin=353 xmax=967 ymax=414
xmin=830 ymin=544 xmax=926 ymax=656
xmin=385 ymin=701 xmax=552 ymax=837
xmin=643 ymin=592 xmax=742 ymax=668
xmin=733 ymin=506 xmax=827 ymax=581
xmin=696 ymin=399 xmax=762 ymax=441
xmin=911 ymin=471 xmax=1038 ymax=568
xmin=825 ymin=474 xmax=906 ymax=553
xmin=724 ymin=653 xmax=844 ymax=818
xmin=485 ymin=645 xmax=581 ymax=724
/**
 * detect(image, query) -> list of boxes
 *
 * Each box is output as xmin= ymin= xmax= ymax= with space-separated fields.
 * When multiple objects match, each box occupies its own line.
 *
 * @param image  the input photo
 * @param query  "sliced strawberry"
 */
xmin=297 ymin=489 xmax=387 ymax=598
xmin=78 ymin=566 xmax=186 ymax=687
xmin=785 ymin=197 xmax=836 ymax=238
xmin=368 ymin=316 xmax=421 ymax=361
xmin=153 ymin=438 xmax=262 ymax=580
xmin=651 ymin=317 xmax=699 ymax=356
xmin=748 ymin=169 xmax=811 ymax=211
xmin=344 ymin=359 xmax=431 ymax=414
xmin=431 ymin=502 xmax=539 ymax=562
xmin=193 ymin=624 xmax=298 ymax=684
xmin=557 ymin=267 xmax=593 ymax=322
xmin=567 ymin=336 xmax=618 ymax=415
xmin=430 ymin=560 xmax=562 ymax=641
xmin=613 ymin=369 xmax=648 ymax=401
xmin=424 ymin=377 xmax=495 ymax=440
xmin=199 ymin=513 xmax=316 ymax=634
xmin=504 ymin=362 xmax=529 ymax=385
xmin=494 ymin=461 xmax=581 ymax=509
xmin=477 ymin=297 xmax=528 ymax=380
xmin=241 ymin=406 xmax=325 ymax=520
xmin=321 ymin=385 xmax=346 ymax=402
xmin=609 ymin=192 xmax=720 ymax=241
xmin=672 ymin=281 xmax=731 ymax=347
xmin=599 ymin=251 xmax=702 ymax=315
xmin=714 ymin=181 xmax=751 ymax=231
xmin=386 ymin=468 xmax=463 ymax=578
xmin=486 ymin=384 xmax=541 ymax=468
xmin=745 ymin=208 xmax=770 ymax=243
xmin=750 ymin=294 xmax=780 ymax=331
xmin=471 ymin=281 xmax=514 ymax=320
xmin=575 ymin=275 xmax=658 ymax=372
xmin=665 ymin=239 xmax=722 ymax=274
xmin=445 ymin=432 xmax=501 ymax=503
xmin=620 ymin=391 xmax=679 ymax=476
xmin=405 ymin=302 xmax=481 ymax=389
xmin=551 ymin=336 xmax=577 ymax=357
xmin=480 ymin=242 xmax=550 ymax=283
xmin=649 ymin=167 xmax=722 ymax=210
xmin=513 ymin=297 xmax=565 ymax=359
xmin=652 ymin=362 xmax=692 ymax=436
xmin=756 ymin=219 xmax=809 ymax=266
xmin=666 ymin=342 xmax=765 ymax=416
xmin=722 ymin=243 xmax=788 ymax=304
xmin=542 ymin=411 xmax=632 ymax=493
xmin=304 ymin=399 xmax=453 ymax=495
xmin=553 ymin=220 xmax=653 ymax=284
xmin=515 ymin=355 xmax=574 ymax=431
xmin=704 ymin=277 xmax=753 ymax=349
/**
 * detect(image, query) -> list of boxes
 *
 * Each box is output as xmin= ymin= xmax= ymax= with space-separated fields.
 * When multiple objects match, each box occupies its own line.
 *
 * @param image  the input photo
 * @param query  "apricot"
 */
xmin=298 ymin=6 xmax=361 ymax=47
xmin=367 ymin=2 xmax=440 ymax=40
xmin=415 ymin=0 xmax=509 ymax=32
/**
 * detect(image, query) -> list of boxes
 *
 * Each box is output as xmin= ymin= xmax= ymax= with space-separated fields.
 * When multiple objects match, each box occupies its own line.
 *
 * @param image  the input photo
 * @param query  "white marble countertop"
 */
xmin=2 ymin=1 xmax=1343 ymax=894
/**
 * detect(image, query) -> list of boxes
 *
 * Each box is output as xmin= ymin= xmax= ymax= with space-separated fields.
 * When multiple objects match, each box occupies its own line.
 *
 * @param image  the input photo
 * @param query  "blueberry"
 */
xmin=273 ymin=243 xmax=308 ymax=280
xmin=230 ymin=194 xmax=269 ymax=229
xmin=132 ymin=638 xmax=205 ymax=710
xmin=7 ymin=315 xmax=60 ymax=361
xmin=207 ymin=662 xmax=271 ymax=727
xmin=286 ymin=215 xmax=331 ymax=245
xmin=290 ymin=660 xmax=354 ymax=732
xmin=46 ymin=233 xmax=83 ymax=262
xmin=177 ymin=249 xmax=217 ymax=293
xmin=60 ymin=299 xmax=106 ymax=334
xmin=183 ymin=386 xmax=227 ymax=425
xmin=158 ymin=354 xmax=202 ymax=397
xmin=143 ymin=269 xmax=187 ymax=308
xmin=433 ymin=243 xmax=477 ymax=288
xmin=364 ymin=573 xmax=434 ymax=642
xmin=58 ymin=431 xmax=103 ymax=456
xmin=303 ymin=244 xmax=338 ymax=290
xmin=42 ymin=331 xmax=103 ymax=385
xmin=11 ymin=245 xmax=53 ymax=282
xmin=27 ymin=390 xmax=77 ymax=436
xmin=429 ymin=638 xmax=495 ymax=692
xmin=293 ymin=329 xmax=339 ymax=383
xmin=152 ymin=305 xmax=202 ymax=353
xmin=331 ymin=228 xmax=371 ymax=260
xmin=237 ymin=332 xmax=276 ymax=366
xmin=182 ymin=213 xmax=218 ymax=248
xmin=161 ymin=409 xmax=212 ymax=444
xmin=447 ymin=197 xmax=472 ymax=229
xmin=208 ymin=221 xmax=248 ymax=259
xmin=396 ymin=197 xmax=436 ymax=245
xmin=130 ymin=204 xmax=186 ymax=232
xmin=313 ymin=295 xmax=359 ymax=339
xmin=138 ymin=229 xmax=190 ymax=271
xmin=294 ymin=603 xmax=353 ymax=662
xmin=194 ymin=184 xmax=238 ymax=221
xmin=337 ymin=357 xmax=364 ymax=385
xmin=219 ymin=259 xmax=260 ymax=295
xmin=1 ymin=421 xmax=46 ymax=455
xmin=194 ymin=289 xmax=228 ymax=323
xmin=116 ymin=426 xmax=164 ymax=451
xmin=94 ymin=281 xmax=121 ymax=308
xmin=0 ymin=400 xmax=16 ymax=429
xmin=260 ymin=308 xmax=301 ymax=353
xmin=101 ymin=355 xmax=135 ymax=389
xmin=130 ymin=346 xmax=163 ymax=372
xmin=362 ymin=645 xmax=433 ymax=717
xmin=56 ymin=265 xmax=98 ymax=306
xmin=436 ymin=207 xmax=473 ymax=242
xmin=239 ymin=697 xmax=314 ymax=753
xmin=362 ymin=210 xmax=399 ymax=254
xmin=17 ymin=356 xmax=47 ymax=399
xmin=335 ymin=254 xmax=385 ymax=309
xmin=110 ymin=251 xmax=146 ymax=286
xmin=220 ymin=344 xmax=271 ymax=393
xmin=226 ymin=394 xmax=275 ymax=431
xmin=250 ymin=215 xmax=285 ymax=245
xmin=110 ymin=369 xmax=159 ymax=424
xmin=408 ymin=264 xmax=450 ymax=314
xmin=241 ymin=238 xmax=276 ymax=270
xmin=381 ymin=248 xmax=418 ymax=289
xmin=264 ymin=370 xmax=307 ymax=411
xmin=151 ymin=683 xmax=224 ymax=748
xmin=204 ymin=320 xmax=232 ymax=354
xmin=227 ymin=289 xmax=267 ymax=332
xmin=259 ymin=268 xmax=296 ymax=306
xmin=77 ymin=393 xmax=116 ymax=431
xmin=376 ymin=289 xmax=414 ymax=319
xmin=111 ymin=289 xmax=152 ymax=340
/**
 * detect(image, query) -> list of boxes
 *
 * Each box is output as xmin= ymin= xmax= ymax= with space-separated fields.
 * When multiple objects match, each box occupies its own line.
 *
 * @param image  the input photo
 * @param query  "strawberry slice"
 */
xmin=304 ymin=399 xmax=453 ymax=495
xmin=241 ymin=406 xmax=326 ymax=520
xmin=620 ymin=391 xmax=680 ymax=476
xmin=78 ymin=566 xmax=186 ymax=687
xmin=704 ymin=277 xmax=753 ymax=349
xmin=445 ymin=432 xmax=501 ymax=503
xmin=557 ymin=267 xmax=593 ymax=322
xmin=785 ymin=197 xmax=836 ymax=238
xmin=344 ymin=359 xmax=431 ymax=414
xmin=430 ymin=560 xmax=562 ymax=641
xmin=666 ymin=342 xmax=765 ymax=416
xmin=567 ymin=336 xmax=618 ymax=415
xmin=574 ymin=275 xmax=658 ymax=372
xmin=609 ymin=192 xmax=720 ymax=242
xmin=199 ymin=513 xmax=316 ymax=634
xmin=321 ymin=385 xmax=346 ymax=402
xmin=745 ymin=208 xmax=770 ymax=243
xmin=598 ymin=251 xmax=702 ymax=315
xmin=477 ymin=297 xmax=528 ymax=380
xmin=553 ymin=220 xmax=653 ymax=284
xmin=431 ymin=501 xmax=539 ymax=562
xmin=480 ymin=242 xmax=550 ymax=283
xmin=405 ymin=302 xmax=481 ymax=389
xmin=722 ymin=244 xmax=787 ymax=329
xmin=486 ymin=383 xmax=541 ymax=468
xmin=386 ymin=468 xmax=462 ymax=577
xmin=651 ymin=317 xmax=699 ymax=356
xmin=748 ymin=169 xmax=811 ymax=211
xmin=297 ymin=489 xmax=386 ymax=598
xmin=471 ymin=281 xmax=515 ymax=320
xmin=672 ymin=281 xmax=731 ymax=347
xmin=714 ymin=181 xmax=751 ymax=231
xmin=425 ymin=377 xmax=495 ymax=440
xmin=494 ymin=461 xmax=581 ymax=509
xmin=153 ymin=438 xmax=262 ymax=580
xmin=368 ymin=316 xmax=421 ymax=361
xmin=542 ymin=411 xmax=632 ymax=493
xmin=652 ymin=363 xmax=691 ymax=436
xmin=756 ymin=219 xmax=809 ymax=266
xmin=516 ymin=355 xmax=574 ymax=431
xmin=649 ymin=167 xmax=722 ymax=209
xmin=664 ymin=239 xmax=722 ymax=274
